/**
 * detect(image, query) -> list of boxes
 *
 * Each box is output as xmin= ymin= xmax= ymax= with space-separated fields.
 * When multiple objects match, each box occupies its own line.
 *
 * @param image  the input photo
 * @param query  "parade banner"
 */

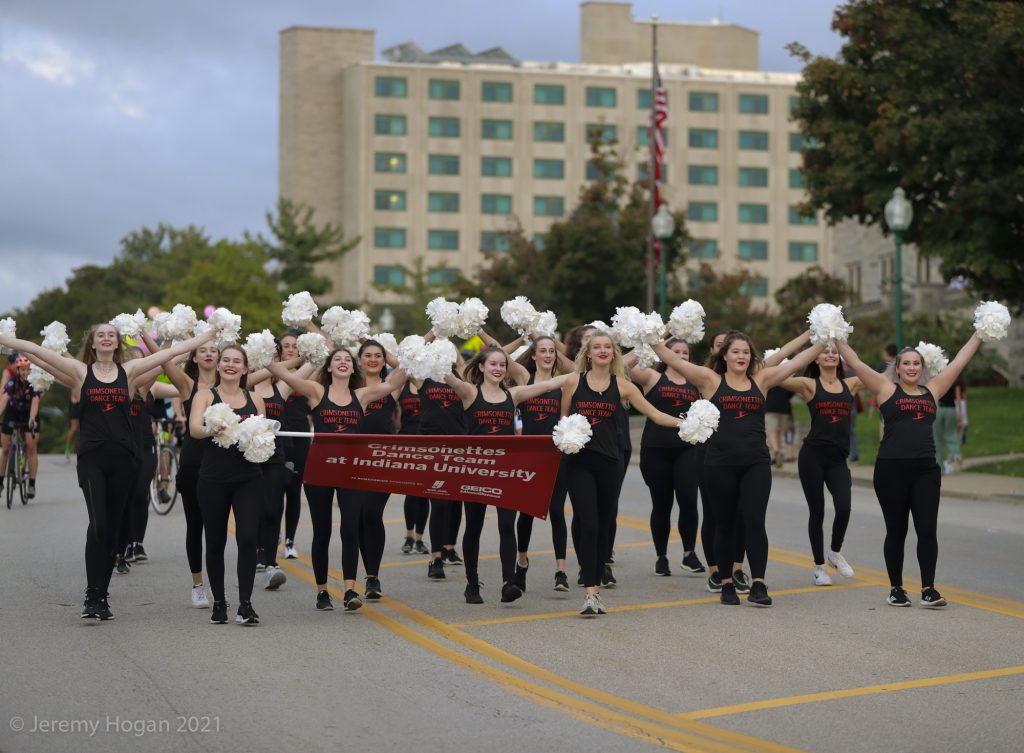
xmin=301 ymin=434 xmax=561 ymax=518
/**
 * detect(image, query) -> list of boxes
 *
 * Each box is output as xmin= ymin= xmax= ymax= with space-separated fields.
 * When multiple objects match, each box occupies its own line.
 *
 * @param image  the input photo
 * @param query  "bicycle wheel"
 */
xmin=6 ymin=440 xmax=19 ymax=509
xmin=150 ymin=447 xmax=178 ymax=515
xmin=16 ymin=440 xmax=28 ymax=505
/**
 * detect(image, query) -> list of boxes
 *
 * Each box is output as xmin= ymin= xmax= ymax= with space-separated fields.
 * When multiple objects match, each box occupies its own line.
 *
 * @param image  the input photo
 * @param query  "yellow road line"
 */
xmin=680 ymin=665 xmax=1024 ymax=720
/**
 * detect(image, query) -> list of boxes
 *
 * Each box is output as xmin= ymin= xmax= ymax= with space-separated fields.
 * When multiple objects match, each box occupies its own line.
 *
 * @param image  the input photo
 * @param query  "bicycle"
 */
xmin=149 ymin=418 xmax=181 ymax=515
xmin=5 ymin=422 xmax=32 ymax=509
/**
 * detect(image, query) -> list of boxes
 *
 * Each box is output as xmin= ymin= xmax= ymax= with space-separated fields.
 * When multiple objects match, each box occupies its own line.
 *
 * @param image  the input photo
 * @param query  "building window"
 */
xmin=534 ymin=158 xmax=565 ymax=180
xmin=738 ymin=240 xmax=768 ymax=261
xmin=482 ymin=119 xmax=513 ymax=140
xmin=428 ymin=116 xmax=460 ymax=138
xmin=374 ymin=152 xmax=406 ymax=173
xmin=481 ymin=156 xmax=512 ymax=177
xmin=373 ymin=227 xmax=406 ymax=248
xmin=480 ymin=232 xmax=511 ymax=253
xmin=375 ymin=114 xmax=407 ymax=136
xmin=738 ymin=130 xmax=769 ymax=150
xmin=788 ymin=168 xmax=806 ymax=189
xmin=789 ymin=95 xmax=801 ymax=113
xmin=688 ymin=128 xmax=718 ymax=149
xmin=738 ymin=167 xmax=769 ymax=187
xmin=533 ymin=121 xmax=565 ymax=142
xmin=481 ymin=194 xmax=512 ymax=214
xmin=788 ymin=205 xmax=818 ymax=225
xmin=534 ymin=196 xmax=565 ymax=217
xmin=427 ymin=230 xmax=459 ymax=250
xmin=847 ymin=262 xmax=862 ymax=301
xmin=689 ymin=239 xmax=718 ymax=259
xmin=788 ymin=242 xmax=819 ymax=261
xmin=427 ymin=267 xmax=457 ymax=286
xmin=738 ymin=203 xmax=769 ymax=223
xmin=586 ymin=86 xmax=616 ymax=107
xmin=636 ymin=88 xmax=667 ymax=109
xmin=688 ymin=272 xmax=706 ymax=291
xmin=428 ymin=79 xmax=460 ymax=100
xmin=534 ymin=84 xmax=565 ymax=105
xmin=789 ymin=133 xmax=818 ymax=151
xmin=427 ymin=192 xmax=459 ymax=213
xmin=740 ymin=276 xmax=769 ymax=296
xmin=585 ymin=160 xmax=616 ymax=181
xmin=739 ymin=94 xmax=769 ymax=114
xmin=374 ymin=190 xmax=406 ymax=211
xmin=637 ymin=125 xmax=668 ymax=147
xmin=688 ymin=165 xmax=718 ymax=186
xmin=688 ymin=91 xmax=719 ymax=112
xmin=374 ymin=76 xmax=407 ymax=98
xmin=482 ymin=81 xmax=513 ymax=102
xmin=637 ymin=162 xmax=668 ymax=182
xmin=687 ymin=202 xmax=718 ymax=222
xmin=586 ymin=123 xmax=617 ymax=143
xmin=428 ymin=154 xmax=460 ymax=175
xmin=533 ymin=233 xmax=547 ymax=250
xmin=374 ymin=265 xmax=406 ymax=286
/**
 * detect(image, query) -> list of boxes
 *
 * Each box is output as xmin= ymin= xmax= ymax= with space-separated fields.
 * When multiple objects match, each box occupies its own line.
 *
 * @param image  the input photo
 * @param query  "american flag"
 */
xmin=648 ymin=69 xmax=668 ymax=259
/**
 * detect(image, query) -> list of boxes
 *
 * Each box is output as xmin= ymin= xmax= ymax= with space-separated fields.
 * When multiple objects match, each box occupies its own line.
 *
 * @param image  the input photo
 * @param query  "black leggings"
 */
xmin=260 ymin=462 xmax=288 ymax=568
xmin=703 ymin=463 xmax=772 ymax=581
xmin=283 ymin=437 xmax=309 ymax=542
xmin=359 ymin=491 xmax=389 ymax=577
xmin=404 ymin=496 xmax=429 ymax=534
xmin=798 ymin=443 xmax=852 ymax=565
xmin=177 ymin=463 xmax=204 ymax=575
xmin=305 ymin=484 xmax=365 ymax=583
xmin=516 ymin=462 xmax=569 ymax=560
xmin=873 ymin=458 xmax=941 ymax=588
xmin=640 ymin=445 xmax=699 ymax=556
xmin=463 ymin=502 xmax=517 ymax=583
xmin=118 ymin=445 xmax=157 ymax=552
xmin=78 ymin=451 xmax=138 ymax=593
xmin=428 ymin=498 xmax=463 ymax=555
xmin=566 ymin=451 xmax=620 ymax=588
xmin=199 ymin=476 xmax=262 ymax=604
xmin=696 ymin=449 xmax=746 ymax=570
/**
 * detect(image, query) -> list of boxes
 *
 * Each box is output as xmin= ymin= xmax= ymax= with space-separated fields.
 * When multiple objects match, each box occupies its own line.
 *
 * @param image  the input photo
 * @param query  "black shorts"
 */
xmin=1 ymin=412 xmax=30 ymax=436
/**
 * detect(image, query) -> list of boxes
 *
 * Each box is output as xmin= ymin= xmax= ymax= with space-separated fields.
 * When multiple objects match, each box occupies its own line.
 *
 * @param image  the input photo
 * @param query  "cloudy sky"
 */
xmin=0 ymin=0 xmax=843 ymax=312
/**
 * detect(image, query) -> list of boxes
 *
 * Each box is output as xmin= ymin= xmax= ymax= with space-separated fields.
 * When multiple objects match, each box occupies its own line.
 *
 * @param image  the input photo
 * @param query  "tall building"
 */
xmin=279 ymin=2 xmax=832 ymax=306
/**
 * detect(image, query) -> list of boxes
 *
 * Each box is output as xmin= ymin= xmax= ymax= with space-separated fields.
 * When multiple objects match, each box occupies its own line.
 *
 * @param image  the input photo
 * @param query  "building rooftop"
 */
xmin=382 ymin=41 xmax=519 ymax=66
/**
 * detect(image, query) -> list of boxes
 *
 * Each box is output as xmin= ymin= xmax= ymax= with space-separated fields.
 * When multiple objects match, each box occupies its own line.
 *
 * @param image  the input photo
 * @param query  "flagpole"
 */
xmin=645 ymin=16 xmax=658 ymax=313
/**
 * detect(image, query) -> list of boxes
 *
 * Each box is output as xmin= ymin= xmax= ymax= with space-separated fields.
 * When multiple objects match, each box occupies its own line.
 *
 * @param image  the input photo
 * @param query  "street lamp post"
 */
xmin=883 ymin=187 xmax=914 ymax=350
xmin=651 ymin=204 xmax=675 ymax=319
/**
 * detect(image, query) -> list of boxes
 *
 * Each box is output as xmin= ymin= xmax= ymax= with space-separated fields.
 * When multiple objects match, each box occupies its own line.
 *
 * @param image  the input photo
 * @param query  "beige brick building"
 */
xmin=279 ymin=2 xmax=832 ymax=306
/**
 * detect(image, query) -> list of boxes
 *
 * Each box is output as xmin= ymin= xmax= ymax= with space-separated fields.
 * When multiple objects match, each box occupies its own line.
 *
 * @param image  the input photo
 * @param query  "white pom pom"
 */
xmin=203 ymin=403 xmax=241 ymax=448
xmin=534 ymin=311 xmax=558 ymax=337
xmin=807 ymin=304 xmax=854 ymax=346
xmin=110 ymin=309 xmax=147 ymax=339
xmin=427 ymin=339 xmax=458 ymax=382
xmin=207 ymin=307 xmax=242 ymax=348
xmin=588 ymin=320 xmax=611 ymax=334
xmin=426 ymin=297 xmax=461 ymax=339
xmin=236 ymin=415 xmax=279 ymax=463
xmin=611 ymin=307 xmax=664 ymax=348
xmin=243 ymin=330 xmax=277 ymax=371
xmin=677 ymin=400 xmax=720 ymax=444
xmin=0 ymin=317 xmax=16 ymax=355
xmin=500 ymin=296 xmax=540 ymax=336
xmin=552 ymin=414 xmax=593 ymax=454
xmin=634 ymin=343 xmax=660 ymax=369
xmin=296 ymin=332 xmax=330 ymax=368
xmin=157 ymin=304 xmax=198 ymax=341
xmin=321 ymin=306 xmax=370 ymax=347
xmin=40 ymin=321 xmax=70 ymax=353
xmin=397 ymin=336 xmax=457 ymax=382
xmin=281 ymin=291 xmax=318 ymax=328
xmin=371 ymin=332 xmax=399 ymax=356
xmin=973 ymin=301 xmax=1011 ymax=342
xmin=668 ymin=300 xmax=706 ymax=343
xmin=27 ymin=364 xmax=54 ymax=393
xmin=915 ymin=341 xmax=948 ymax=375
xmin=193 ymin=321 xmax=212 ymax=338
xmin=455 ymin=297 xmax=489 ymax=339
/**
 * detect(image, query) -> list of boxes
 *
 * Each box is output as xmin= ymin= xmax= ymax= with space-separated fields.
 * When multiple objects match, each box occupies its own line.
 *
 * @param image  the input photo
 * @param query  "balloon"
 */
xmin=203 ymin=305 xmax=216 ymax=318
xmin=146 ymin=306 xmax=161 ymax=319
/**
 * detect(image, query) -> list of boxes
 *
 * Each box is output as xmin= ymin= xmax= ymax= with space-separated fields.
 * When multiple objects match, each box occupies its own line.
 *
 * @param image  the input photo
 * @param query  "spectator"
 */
xmin=934 ymin=379 xmax=965 ymax=474
xmin=765 ymin=386 xmax=795 ymax=467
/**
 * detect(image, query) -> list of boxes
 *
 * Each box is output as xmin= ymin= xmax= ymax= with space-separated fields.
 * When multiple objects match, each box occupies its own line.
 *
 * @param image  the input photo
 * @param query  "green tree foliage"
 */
xmin=372 ymin=257 xmax=458 ymax=336
xmin=789 ymin=0 xmax=1024 ymax=306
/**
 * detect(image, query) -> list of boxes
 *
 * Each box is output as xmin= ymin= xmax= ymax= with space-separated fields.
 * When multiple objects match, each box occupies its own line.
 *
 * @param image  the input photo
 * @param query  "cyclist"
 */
xmin=0 ymin=354 xmax=41 ymax=499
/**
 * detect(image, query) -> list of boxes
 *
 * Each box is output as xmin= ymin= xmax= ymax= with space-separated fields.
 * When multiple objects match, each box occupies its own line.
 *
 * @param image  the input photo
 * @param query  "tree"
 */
xmin=372 ymin=257 xmax=460 ymax=336
xmin=752 ymin=266 xmax=853 ymax=347
xmin=789 ymin=0 xmax=1024 ymax=306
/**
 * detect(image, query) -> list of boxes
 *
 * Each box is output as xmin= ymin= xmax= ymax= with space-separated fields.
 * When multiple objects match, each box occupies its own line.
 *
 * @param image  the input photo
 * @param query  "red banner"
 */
xmin=302 ymin=434 xmax=562 ymax=518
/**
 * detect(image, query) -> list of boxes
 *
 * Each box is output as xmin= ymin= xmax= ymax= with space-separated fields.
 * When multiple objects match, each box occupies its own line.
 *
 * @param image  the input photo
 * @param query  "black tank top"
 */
xmin=130 ymin=392 xmax=155 ymax=452
xmin=79 ymin=364 xmax=136 ymax=458
xmin=520 ymin=375 xmax=561 ymax=436
xmin=641 ymin=373 xmax=699 ymax=449
xmin=568 ymin=372 xmax=621 ymax=460
xmin=256 ymin=384 xmax=286 ymax=465
xmin=180 ymin=382 xmax=212 ymax=467
xmin=312 ymin=389 xmax=364 ymax=434
xmin=878 ymin=385 xmax=937 ymax=460
xmin=466 ymin=387 xmax=515 ymax=436
xmin=418 ymin=378 xmax=465 ymax=435
xmin=805 ymin=379 xmax=853 ymax=454
xmin=199 ymin=388 xmax=261 ymax=482
xmin=362 ymin=390 xmax=397 ymax=434
xmin=281 ymin=389 xmax=312 ymax=431
xmin=705 ymin=377 xmax=769 ymax=466
xmin=398 ymin=383 xmax=422 ymax=435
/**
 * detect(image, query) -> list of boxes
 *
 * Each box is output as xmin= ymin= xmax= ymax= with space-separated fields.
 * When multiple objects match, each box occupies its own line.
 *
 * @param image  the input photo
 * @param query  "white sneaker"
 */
xmin=828 ymin=551 xmax=855 ymax=578
xmin=579 ymin=593 xmax=599 ymax=616
xmin=191 ymin=584 xmax=210 ymax=609
xmin=283 ymin=541 xmax=298 ymax=560
xmin=814 ymin=567 xmax=833 ymax=586
xmin=593 ymin=592 xmax=607 ymax=614
xmin=265 ymin=565 xmax=286 ymax=591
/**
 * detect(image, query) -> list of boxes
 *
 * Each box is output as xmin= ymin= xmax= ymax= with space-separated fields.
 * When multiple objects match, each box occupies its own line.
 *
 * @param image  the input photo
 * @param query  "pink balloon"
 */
xmin=203 ymin=305 xmax=216 ymax=318
xmin=146 ymin=306 xmax=161 ymax=319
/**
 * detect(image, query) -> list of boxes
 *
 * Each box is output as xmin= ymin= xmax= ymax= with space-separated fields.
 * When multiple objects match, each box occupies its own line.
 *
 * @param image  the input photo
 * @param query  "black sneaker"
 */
xmin=577 ymin=569 xmax=585 ymax=587
xmin=315 ymin=590 xmax=334 ymax=611
xmin=401 ymin=537 xmax=414 ymax=554
xmin=132 ymin=543 xmax=148 ymax=562
xmin=732 ymin=570 xmax=751 ymax=594
xmin=500 ymin=581 xmax=523 ymax=603
xmin=365 ymin=576 xmax=382 ymax=600
xmin=445 ymin=550 xmax=463 ymax=566
xmin=720 ymin=583 xmax=740 ymax=605
xmin=414 ymin=540 xmax=430 ymax=555
xmin=680 ymin=552 xmax=706 ymax=573
xmin=96 ymin=594 xmax=114 ymax=621
xmin=115 ymin=555 xmax=130 ymax=575
xmin=343 ymin=589 xmax=363 ymax=611
xmin=920 ymin=588 xmax=947 ymax=609
xmin=427 ymin=558 xmax=446 ymax=580
xmin=601 ymin=564 xmax=617 ymax=588
xmin=124 ymin=543 xmax=136 ymax=563
xmin=158 ymin=488 xmax=171 ymax=505
xmin=514 ymin=560 xmax=529 ymax=592
xmin=81 ymin=588 xmax=100 ymax=619
xmin=210 ymin=600 xmax=229 ymax=624
xmin=706 ymin=572 xmax=723 ymax=593
xmin=606 ymin=550 xmax=615 ymax=565
xmin=887 ymin=587 xmax=912 ymax=607
xmin=464 ymin=580 xmax=484 ymax=604
xmin=747 ymin=581 xmax=773 ymax=607
xmin=655 ymin=556 xmax=671 ymax=576
xmin=26 ymin=480 xmax=35 ymax=500
xmin=553 ymin=571 xmax=570 ymax=592
xmin=235 ymin=601 xmax=260 ymax=625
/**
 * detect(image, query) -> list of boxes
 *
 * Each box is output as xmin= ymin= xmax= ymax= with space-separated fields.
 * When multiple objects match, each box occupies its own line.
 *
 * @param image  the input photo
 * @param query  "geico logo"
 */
xmin=460 ymin=485 xmax=501 ymax=496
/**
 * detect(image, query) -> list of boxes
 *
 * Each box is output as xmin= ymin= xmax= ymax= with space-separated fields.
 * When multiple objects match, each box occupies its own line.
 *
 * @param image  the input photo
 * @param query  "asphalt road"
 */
xmin=1 ymin=454 xmax=1022 ymax=753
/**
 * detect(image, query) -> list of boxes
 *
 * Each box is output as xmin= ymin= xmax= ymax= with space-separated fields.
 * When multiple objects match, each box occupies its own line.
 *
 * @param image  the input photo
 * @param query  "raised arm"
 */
xmin=0 ymin=338 xmax=85 ymax=382
xmin=23 ymin=351 xmax=75 ymax=389
xmin=560 ymin=373 xmax=581 ymax=417
xmin=509 ymin=373 xmax=573 ymax=406
xmin=249 ymin=356 xmax=303 ymax=387
xmin=357 ymin=367 xmax=409 ymax=407
xmin=188 ymin=389 xmax=214 ymax=439
xmin=763 ymin=330 xmax=812 ymax=368
xmin=780 ymin=375 xmax=816 ymax=402
xmin=624 ymin=358 xmax=662 ymax=393
xmin=925 ymin=334 xmax=982 ymax=400
xmin=619 ymin=380 xmax=679 ymax=428
xmin=443 ymin=371 xmax=479 ymax=407
xmin=266 ymin=360 xmax=323 ymax=402
xmin=149 ymin=381 xmax=180 ymax=400
xmin=652 ymin=342 xmax=718 ymax=395
xmin=836 ymin=341 xmax=893 ymax=400
xmin=126 ymin=329 xmax=215 ymax=381
xmin=757 ymin=343 xmax=824 ymax=390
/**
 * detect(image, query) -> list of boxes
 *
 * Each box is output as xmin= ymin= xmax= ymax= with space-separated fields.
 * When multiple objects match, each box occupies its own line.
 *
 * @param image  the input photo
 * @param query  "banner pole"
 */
xmin=275 ymin=431 xmax=316 ymax=438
